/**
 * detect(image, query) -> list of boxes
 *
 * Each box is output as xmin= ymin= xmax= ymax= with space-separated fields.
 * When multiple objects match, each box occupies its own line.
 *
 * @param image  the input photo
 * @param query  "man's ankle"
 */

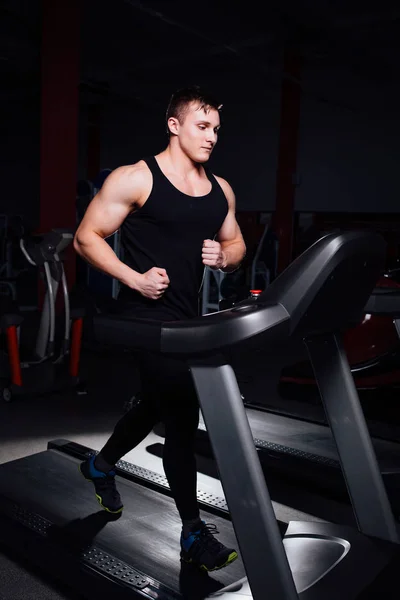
xmin=94 ymin=453 xmax=115 ymax=474
xmin=182 ymin=517 xmax=202 ymax=538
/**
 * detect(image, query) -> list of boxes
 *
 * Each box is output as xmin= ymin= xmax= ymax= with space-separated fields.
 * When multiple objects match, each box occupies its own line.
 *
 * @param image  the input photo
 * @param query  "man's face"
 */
xmin=172 ymin=102 xmax=221 ymax=163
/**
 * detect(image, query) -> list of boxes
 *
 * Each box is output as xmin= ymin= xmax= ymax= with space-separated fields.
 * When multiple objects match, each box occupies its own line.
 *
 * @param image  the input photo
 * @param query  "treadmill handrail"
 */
xmin=160 ymin=302 xmax=290 ymax=355
xmin=94 ymin=230 xmax=385 ymax=358
xmin=94 ymin=302 xmax=291 ymax=357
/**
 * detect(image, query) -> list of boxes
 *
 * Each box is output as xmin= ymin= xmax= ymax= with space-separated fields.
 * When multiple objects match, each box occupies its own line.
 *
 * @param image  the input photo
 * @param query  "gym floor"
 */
xmin=0 ymin=345 xmax=359 ymax=600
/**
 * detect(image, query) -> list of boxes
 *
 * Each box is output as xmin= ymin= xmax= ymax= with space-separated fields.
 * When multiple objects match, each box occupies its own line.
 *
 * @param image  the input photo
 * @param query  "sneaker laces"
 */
xmin=95 ymin=474 xmax=120 ymax=500
xmin=196 ymin=523 xmax=224 ymax=555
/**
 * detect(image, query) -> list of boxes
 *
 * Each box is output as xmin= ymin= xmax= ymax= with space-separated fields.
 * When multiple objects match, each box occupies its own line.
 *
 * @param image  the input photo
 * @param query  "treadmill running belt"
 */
xmin=0 ymin=450 xmax=245 ymax=596
xmin=192 ymin=407 xmax=400 ymax=518
xmin=198 ymin=409 xmax=399 ymax=467
xmin=244 ymin=408 xmax=400 ymax=466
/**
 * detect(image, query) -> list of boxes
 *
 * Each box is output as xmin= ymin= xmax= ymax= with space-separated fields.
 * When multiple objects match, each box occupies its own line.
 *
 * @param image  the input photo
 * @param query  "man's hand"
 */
xmin=202 ymin=239 xmax=226 ymax=270
xmin=134 ymin=267 xmax=170 ymax=300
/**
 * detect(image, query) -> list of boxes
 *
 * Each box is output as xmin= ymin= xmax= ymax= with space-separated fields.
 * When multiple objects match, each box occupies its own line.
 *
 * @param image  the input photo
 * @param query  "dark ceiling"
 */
xmin=1 ymin=0 xmax=400 ymax=108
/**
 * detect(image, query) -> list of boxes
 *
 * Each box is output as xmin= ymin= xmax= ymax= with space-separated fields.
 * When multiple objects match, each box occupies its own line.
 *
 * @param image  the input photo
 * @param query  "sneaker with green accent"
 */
xmin=79 ymin=454 xmax=123 ymax=514
xmin=180 ymin=521 xmax=238 ymax=571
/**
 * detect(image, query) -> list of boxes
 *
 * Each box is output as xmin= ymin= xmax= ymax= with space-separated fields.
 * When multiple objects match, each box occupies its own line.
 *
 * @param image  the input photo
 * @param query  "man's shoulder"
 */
xmin=212 ymin=173 xmax=228 ymax=186
xmin=211 ymin=173 xmax=234 ymax=199
xmin=114 ymin=159 xmax=151 ymax=181
xmin=109 ymin=160 xmax=152 ymax=193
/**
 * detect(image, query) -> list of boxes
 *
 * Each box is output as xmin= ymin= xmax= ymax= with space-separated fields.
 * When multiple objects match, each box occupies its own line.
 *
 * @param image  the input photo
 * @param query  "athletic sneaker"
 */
xmin=79 ymin=454 xmax=123 ymax=514
xmin=180 ymin=521 xmax=238 ymax=571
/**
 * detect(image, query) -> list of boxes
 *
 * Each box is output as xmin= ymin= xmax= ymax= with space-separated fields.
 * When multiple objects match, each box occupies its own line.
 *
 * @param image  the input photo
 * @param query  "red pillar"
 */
xmin=39 ymin=0 xmax=80 ymax=286
xmin=274 ymin=49 xmax=302 ymax=273
xmin=6 ymin=327 xmax=23 ymax=387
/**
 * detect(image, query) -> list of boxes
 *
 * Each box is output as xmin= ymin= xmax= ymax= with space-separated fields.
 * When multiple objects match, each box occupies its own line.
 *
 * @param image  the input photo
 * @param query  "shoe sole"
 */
xmin=79 ymin=464 xmax=124 ymax=515
xmin=181 ymin=550 xmax=238 ymax=572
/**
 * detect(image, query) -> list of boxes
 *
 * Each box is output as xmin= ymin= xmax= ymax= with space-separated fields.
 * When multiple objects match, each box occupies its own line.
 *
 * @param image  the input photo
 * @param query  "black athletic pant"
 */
xmin=100 ymin=351 xmax=200 ymax=521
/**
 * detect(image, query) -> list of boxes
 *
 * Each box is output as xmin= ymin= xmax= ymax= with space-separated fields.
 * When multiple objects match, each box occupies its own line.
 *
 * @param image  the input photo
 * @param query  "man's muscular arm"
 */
xmin=74 ymin=164 xmax=170 ymax=300
xmin=202 ymin=177 xmax=246 ymax=272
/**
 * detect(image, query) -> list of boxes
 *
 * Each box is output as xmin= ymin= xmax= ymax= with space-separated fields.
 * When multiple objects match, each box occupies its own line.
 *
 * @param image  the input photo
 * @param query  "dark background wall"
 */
xmin=296 ymin=65 xmax=400 ymax=212
xmin=1 ymin=0 xmax=400 ymax=227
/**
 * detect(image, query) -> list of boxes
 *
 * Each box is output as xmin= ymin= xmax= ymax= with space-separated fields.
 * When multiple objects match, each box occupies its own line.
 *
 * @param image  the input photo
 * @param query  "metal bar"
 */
xmin=190 ymin=361 xmax=298 ymax=600
xmin=59 ymin=258 xmax=70 ymax=348
xmin=35 ymin=262 xmax=57 ymax=358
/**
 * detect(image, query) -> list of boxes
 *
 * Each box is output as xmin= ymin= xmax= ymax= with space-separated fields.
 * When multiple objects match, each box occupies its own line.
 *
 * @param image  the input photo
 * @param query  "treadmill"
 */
xmin=0 ymin=230 xmax=399 ymax=599
xmin=183 ymin=286 xmax=400 ymax=519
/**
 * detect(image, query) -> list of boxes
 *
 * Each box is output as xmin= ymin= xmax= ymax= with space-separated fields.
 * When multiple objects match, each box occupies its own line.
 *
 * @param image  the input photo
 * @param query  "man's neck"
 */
xmin=157 ymin=147 xmax=203 ymax=180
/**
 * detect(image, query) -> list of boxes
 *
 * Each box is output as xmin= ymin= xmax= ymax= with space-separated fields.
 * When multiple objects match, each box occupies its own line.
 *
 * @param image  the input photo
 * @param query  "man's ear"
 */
xmin=167 ymin=117 xmax=179 ymax=136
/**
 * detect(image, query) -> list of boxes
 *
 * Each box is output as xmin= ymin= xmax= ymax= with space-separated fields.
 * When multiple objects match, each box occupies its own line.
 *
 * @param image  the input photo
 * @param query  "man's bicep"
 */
xmin=216 ymin=208 xmax=242 ymax=243
xmin=82 ymin=194 xmax=131 ymax=239
xmin=216 ymin=185 xmax=243 ymax=244
xmin=77 ymin=170 xmax=133 ymax=239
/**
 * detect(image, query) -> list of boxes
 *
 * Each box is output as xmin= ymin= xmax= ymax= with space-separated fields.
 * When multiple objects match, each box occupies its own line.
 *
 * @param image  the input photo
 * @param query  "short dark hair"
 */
xmin=166 ymin=85 xmax=222 ymax=133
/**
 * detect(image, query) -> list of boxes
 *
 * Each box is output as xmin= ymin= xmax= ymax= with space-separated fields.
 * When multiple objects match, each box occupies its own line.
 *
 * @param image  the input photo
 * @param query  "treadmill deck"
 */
xmin=0 ymin=446 xmax=245 ymax=598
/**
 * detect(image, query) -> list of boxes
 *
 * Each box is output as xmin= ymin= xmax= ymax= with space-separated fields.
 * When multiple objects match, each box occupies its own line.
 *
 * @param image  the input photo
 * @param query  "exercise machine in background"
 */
xmin=0 ymin=229 xmax=86 ymax=401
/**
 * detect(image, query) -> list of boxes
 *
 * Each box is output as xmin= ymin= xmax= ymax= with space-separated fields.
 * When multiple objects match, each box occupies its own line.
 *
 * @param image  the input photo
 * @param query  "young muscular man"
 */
xmin=74 ymin=86 xmax=246 ymax=571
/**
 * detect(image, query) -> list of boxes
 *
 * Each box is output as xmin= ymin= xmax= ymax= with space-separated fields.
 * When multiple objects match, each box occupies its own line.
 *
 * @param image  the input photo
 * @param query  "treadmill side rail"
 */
xmin=305 ymin=333 xmax=399 ymax=544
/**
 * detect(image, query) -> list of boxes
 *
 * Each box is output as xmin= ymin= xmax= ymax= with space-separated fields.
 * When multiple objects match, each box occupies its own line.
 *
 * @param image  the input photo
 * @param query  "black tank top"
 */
xmin=118 ymin=156 xmax=228 ymax=320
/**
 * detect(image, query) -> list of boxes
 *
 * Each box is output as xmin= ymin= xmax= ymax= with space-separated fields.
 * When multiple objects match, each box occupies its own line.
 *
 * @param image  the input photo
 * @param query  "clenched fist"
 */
xmin=136 ymin=267 xmax=170 ymax=300
xmin=202 ymin=239 xmax=226 ymax=270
